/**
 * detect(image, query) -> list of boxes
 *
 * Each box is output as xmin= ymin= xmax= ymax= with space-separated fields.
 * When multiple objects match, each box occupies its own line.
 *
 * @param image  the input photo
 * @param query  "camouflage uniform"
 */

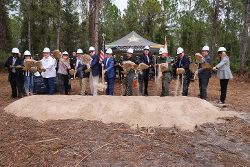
xmin=123 ymin=56 xmax=137 ymax=96
xmin=157 ymin=56 xmax=172 ymax=96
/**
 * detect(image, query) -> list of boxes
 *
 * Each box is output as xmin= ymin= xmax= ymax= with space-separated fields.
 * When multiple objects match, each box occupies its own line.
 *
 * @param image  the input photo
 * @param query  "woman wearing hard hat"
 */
xmin=213 ymin=47 xmax=233 ymax=104
xmin=23 ymin=50 xmax=35 ymax=96
xmin=57 ymin=51 xmax=71 ymax=95
xmin=103 ymin=48 xmax=115 ymax=95
xmin=5 ymin=48 xmax=24 ymax=98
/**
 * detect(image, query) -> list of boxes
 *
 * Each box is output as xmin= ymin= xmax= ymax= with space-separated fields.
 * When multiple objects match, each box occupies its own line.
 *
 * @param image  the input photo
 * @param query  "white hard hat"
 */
xmin=218 ymin=47 xmax=226 ymax=52
xmin=106 ymin=48 xmax=113 ymax=54
xmin=159 ymin=48 xmax=166 ymax=55
xmin=177 ymin=47 xmax=184 ymax=54
xmin=76 ymin=49 xmax=83 ymax=54
xmin=144 ymin=46 xmax=150 ymax=50
xmin=202 ymin=46 xmax=209 ymax=51
xmin=89 ymin=46 xmax=95 ymax=52
xmin=43 ymin=47 xmax=50 ymax=53
xmin=62 ymin=51 xmax=69 ymax=55
xmin=12 ymin=48 xmax=19 ymax=54
xmin=127 ymin=48 xmax=134 ymax=54
xmin=24 ymin=50 xmax=31 ymax=56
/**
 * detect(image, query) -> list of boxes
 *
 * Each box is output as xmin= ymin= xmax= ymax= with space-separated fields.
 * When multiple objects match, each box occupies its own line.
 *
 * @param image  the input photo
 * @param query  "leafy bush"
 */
xmin=0 ymin=52 xmax=10 ymax=72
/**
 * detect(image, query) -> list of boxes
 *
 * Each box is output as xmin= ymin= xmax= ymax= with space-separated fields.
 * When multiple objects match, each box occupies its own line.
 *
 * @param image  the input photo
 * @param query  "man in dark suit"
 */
xmin=139 ymin=46 xmax=153 ymax=96
xmin=198 ymin=46 xmax=212 ymax=100
xmin=103 ymin=48 xmax=115 ymax=95
xmin=5 ymin=48 xmax=24 ymax=98
xmin=175 ymin=47 xmax=192 ymax=96
xmin=89 ymin=46 xmax=101 ymax=96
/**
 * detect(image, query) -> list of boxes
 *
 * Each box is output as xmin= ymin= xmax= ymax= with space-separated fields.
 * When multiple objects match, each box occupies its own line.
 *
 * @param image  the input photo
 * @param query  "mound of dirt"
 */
xmin=4 ymin=95 xmax=238 ymax=131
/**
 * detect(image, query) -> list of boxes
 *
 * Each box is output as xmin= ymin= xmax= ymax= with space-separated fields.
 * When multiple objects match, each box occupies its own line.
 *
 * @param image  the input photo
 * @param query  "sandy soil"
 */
xmin=4 ymin=95 xmax=239 ymax=131
xmin=0 ymin=72 xmax=249 ymax=166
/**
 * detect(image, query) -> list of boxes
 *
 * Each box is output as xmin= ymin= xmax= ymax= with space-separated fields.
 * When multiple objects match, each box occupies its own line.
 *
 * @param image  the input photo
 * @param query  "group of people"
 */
xmin=5 ymin=44 xmax=233 ymax=104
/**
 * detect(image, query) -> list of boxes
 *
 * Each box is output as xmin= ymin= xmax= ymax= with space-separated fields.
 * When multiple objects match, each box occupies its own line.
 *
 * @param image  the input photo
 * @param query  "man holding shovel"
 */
xmin=103 ymin=48 xmax=115 ymax=95
xmin=175 ymin=47 xmax=191 ymax=96
xmin=197 ymin=46 xmax=212 ymax=100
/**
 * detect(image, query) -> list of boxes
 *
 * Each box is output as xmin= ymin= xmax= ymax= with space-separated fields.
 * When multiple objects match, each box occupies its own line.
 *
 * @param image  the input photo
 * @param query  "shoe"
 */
xmin=218 ymin=101 xmax=225 ymax=104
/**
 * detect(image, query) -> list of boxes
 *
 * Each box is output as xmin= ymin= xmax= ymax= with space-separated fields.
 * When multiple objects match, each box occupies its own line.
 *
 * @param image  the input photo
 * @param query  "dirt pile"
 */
xmin=4 ymin=95 xmax=238 ymax=131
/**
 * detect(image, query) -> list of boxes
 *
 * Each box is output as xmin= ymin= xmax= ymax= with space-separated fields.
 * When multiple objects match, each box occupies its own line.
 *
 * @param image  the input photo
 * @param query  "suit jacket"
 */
xmin=5 ymin=56 xmax=24 ymax=74
xmin=175 ymin=55 xmax=192 ymax=78
xmin=198 ymin=55 xmax=212 ymax=79
xmin=103 ymin=57 xmax=115 ymax=78
xmin=139 ymin=54 xmax=153 ymax=66
xmin=215 ymin=56 xmax=233 ymax=79
xmin=90 ymin=54 xmax=101 ymax=77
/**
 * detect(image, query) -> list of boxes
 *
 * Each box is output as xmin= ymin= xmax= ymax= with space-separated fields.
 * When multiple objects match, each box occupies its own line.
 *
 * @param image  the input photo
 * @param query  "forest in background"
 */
xmin=0 ymin=0 xmax=249 ymax=75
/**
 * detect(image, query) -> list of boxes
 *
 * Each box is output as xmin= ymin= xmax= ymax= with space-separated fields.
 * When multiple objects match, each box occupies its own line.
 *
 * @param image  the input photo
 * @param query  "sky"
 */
xmin=112 ymin=0 xmax=128 ymax=14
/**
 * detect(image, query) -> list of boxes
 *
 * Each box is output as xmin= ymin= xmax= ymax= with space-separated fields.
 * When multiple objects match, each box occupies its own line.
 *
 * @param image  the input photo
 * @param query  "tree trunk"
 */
xmin=56 ymin=0 xmax=61 ymax=50
xmin=28 ymin=15 xmax=31 ymax=51
xmin=239 ymin=0 xmax=250 ymax=75
xmin=88 ymin=0 xmax=102 ymax=51
xmin=210 ymin=0 xmax=220 ymax=63
xmin=0 ymin=1 xmax=10 ymax=53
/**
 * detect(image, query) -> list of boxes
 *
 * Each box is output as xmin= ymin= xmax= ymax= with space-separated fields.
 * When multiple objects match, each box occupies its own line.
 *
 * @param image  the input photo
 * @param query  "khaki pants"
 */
xmin=89 ymin=72 xmax=99 ymax=96
xmin=79 ymin=78 xmax=89 ymax=95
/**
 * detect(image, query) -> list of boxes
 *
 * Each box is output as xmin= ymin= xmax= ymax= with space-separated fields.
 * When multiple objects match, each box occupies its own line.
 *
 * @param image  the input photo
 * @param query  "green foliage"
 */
xmin=2 ymin=0 xmax=249 ymax=73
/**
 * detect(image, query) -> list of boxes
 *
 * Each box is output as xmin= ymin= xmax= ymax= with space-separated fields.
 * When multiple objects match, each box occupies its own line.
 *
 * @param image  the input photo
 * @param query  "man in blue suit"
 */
xmin=89 ymin=46 xmax=101 ymax=96
xmin=103 ymin=48 xmax=115 ymax=95
xmin=138 ymin=46 xmax=154 ymax=96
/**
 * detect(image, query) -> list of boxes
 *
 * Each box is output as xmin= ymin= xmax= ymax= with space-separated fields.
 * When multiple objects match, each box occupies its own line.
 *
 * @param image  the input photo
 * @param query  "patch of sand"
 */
xmin=4 ymin=95 xmax=238 ymax=131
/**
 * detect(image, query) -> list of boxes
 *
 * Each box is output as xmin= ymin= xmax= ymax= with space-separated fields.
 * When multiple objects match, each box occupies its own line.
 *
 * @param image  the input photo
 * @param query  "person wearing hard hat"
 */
xmin=57 ymin=51 xmax=71 ymax=95
xmin=23 ymin=50 xmax=35 ymax=96
xmin=41 ymin=47 xmax=57 ymax=95
xmin=5 ymin=48 xmax=24 ymax=98
xmin=138 ymin=46 xmax=153 ymax=96
xmin=174 ymin=47 xmax=192 ymax=96
xmin=157 ymin=48 xmax=173 ymax=96
xmin=89 ymin=46 xmax=101 ymax=96
xmin=70 ymin=51 xmax=77 ymax=69
xmin=103 ymin=48 xmax=115 ymax=95
xmin=75 ymin=49 xmax=85 ymax=95
xmin=213 ymin=47 xmax=233 ymax=104
xmin=197 ymin=46 xmax=212 ymax=100
xmin=123 ymin=48 xmax=137 ymax=96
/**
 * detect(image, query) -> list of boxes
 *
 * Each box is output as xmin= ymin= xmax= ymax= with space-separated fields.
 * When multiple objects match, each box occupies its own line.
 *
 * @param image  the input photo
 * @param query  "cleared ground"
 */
xmin=0 ymin=73 xmax=249 ymax=166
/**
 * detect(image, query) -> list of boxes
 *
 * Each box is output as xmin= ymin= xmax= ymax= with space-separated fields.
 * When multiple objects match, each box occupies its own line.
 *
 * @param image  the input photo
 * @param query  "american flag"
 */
xmin=99 ymin=35 xmax=106 ymax=62
xmin=99 ymin=50 xmax=105 ymax=62
xmin=164 ymin=36 xmax=169 ymax=57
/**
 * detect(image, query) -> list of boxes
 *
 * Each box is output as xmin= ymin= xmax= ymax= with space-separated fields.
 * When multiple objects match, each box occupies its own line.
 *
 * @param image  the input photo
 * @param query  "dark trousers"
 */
xmin=125 ymin=72 xmax=134 ymax=96
xmin=9 ymin=73 xmax=23 ymax=98
xmin=199 ymin=78 xmax=210 ymax=100
xmin=220 ymin=79 xmax=229 ymax=103
xmin=58 ymin=74 xmax=70 ymax=95
xmin=106 ymin=77 xmax=115 ymax=95
xmin=180 ymin=74 xmax=191 ymax=96
xmin=181 ymin=74 xmax=191 ymax=96
xmin=43 ymin=77 xmax=56 ymax=95
xmin=143 ymin=69 xmax=149 ymax=96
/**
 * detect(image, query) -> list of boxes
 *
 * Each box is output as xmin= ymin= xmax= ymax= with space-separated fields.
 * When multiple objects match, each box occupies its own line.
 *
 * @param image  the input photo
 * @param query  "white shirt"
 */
xmin=75 ymin=57 xmax=82 ymax=69
xmin=12 ymin=57 xmax=17 ymax=73
xmin=41 ymin=56 xmax=57 ymax=78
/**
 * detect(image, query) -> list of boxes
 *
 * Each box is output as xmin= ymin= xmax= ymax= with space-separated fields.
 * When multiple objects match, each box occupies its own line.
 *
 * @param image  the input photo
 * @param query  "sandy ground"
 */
xmin=0 ymin=72 xmax=250 ymax=166
xmin=4 ymin=95 xmax=239 ymax=131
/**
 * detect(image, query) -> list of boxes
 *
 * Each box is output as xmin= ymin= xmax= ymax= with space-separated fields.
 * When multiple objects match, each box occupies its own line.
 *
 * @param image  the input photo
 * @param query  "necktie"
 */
xmin=146 ymin=56 xmax=149 ymax=64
